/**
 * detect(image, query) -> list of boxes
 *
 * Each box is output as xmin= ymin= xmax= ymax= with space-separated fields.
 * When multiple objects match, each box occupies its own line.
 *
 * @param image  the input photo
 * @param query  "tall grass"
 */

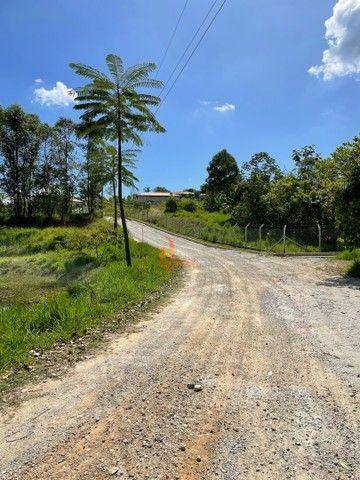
xmin=0 ymin=222 xmax=179 ymax=372
xmin=337 ymin=249 xmax=360 ymax=278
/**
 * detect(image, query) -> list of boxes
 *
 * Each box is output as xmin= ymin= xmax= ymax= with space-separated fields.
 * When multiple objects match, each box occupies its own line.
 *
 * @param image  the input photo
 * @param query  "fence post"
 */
xmin=283 ymin=225 xmax=287 ymax=254
xmin=259 ymin=224 xmax=264 ymax=251
xmin=317 ymin=223 xmax=322 ymax=252
xmin=245 ymin=223 xmax=251 ymax=245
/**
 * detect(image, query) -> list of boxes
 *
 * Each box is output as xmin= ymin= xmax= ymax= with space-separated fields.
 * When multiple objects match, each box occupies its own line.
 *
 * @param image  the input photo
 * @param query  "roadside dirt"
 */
xmin=0 ymin=220 xmax=359 ymax=479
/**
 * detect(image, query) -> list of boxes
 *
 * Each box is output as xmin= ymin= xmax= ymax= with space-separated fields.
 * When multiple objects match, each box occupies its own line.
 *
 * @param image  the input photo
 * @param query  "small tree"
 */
xmin=203 ymin=149 xmax=240 ymax=211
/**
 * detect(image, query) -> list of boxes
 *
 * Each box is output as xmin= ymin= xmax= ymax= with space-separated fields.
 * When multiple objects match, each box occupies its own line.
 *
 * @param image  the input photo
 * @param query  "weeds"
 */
xmin=0 ymin=221 xmax=179 ymax=373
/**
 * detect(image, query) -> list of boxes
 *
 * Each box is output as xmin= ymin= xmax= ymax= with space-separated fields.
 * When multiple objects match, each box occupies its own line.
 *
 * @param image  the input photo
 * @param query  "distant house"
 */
xmin=174 ymin=190 xmax=195 ymax=197
xmin=71 ymin=197 xmax=87 ymax=213
xmin=133 ymin=192 xmax=179 ymax=204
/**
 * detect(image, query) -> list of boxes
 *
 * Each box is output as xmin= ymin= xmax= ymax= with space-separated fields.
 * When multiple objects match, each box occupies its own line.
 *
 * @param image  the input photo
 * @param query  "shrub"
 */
xmin=165 ymin=198 xmax=177 ymax=213
xmin=347 ymin=260 xmax=360 ymax=278
xmin=183 ymin=200 xmax=197 ymax=212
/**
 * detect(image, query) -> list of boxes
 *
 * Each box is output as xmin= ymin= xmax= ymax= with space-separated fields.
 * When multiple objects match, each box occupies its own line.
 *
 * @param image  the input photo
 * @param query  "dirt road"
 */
xmin=1 ymin=220 xmax=359 ymax=479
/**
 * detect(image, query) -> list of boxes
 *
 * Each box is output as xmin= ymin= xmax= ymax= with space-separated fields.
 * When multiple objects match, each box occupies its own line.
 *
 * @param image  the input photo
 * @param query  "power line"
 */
xmin=160 ymin=0 xmax=219 ymax=96
xmin=156 ymin=0 xmax=191 ymax=78
xmin=157 ymin=0 xmax=228 ymax=111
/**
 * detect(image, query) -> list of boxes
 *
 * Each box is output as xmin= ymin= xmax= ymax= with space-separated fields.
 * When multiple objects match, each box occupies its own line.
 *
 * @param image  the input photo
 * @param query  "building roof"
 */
xmin=134 ymin=192 xmax=177 ymax=197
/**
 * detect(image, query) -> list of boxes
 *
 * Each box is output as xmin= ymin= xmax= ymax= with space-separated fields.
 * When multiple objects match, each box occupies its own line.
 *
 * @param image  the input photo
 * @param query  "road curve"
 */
xmin=0 ymin=220 xmax=359 ymax=479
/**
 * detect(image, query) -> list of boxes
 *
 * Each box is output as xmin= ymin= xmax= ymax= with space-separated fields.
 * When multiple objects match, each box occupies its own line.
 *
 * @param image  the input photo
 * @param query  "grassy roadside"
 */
xmin=0 ymin=221 xmax=181 ymax=378
xmin=337 ymin=249 xmax=360 ymax=278
xmin=126 ymin=203 xmax=332 ymax=255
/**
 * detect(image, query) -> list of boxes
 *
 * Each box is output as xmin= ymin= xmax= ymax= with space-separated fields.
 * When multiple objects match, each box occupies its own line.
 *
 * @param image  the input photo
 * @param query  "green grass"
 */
xmin=347 ymin=260 xmax=360 ymax=278
xmin=0 ymin=221 xmax=179 ymax=373
xmin=337 ymin=249 xmax=360 ymax=278
xmin=337 ymin=248 xmax=360 ymax=261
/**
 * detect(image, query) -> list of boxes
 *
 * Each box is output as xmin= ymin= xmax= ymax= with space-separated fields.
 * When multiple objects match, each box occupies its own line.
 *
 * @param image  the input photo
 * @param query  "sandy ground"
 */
xmin=0 ymin=220 xmax=359 ymax=480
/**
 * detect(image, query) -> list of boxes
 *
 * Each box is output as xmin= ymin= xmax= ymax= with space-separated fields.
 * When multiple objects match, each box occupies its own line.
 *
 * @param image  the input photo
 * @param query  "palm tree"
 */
xmin=105 ymin=145 xmax=139 ymax=230
xmin=70 ymin=54 xmax=164 ymax=266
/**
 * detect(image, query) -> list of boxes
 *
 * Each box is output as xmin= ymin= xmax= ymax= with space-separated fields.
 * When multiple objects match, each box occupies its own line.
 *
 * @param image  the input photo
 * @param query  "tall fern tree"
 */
xmin=69 ymin=54 xmax=164 ymax=266
xmin=105 ymin=145 xmax=139 ymax=230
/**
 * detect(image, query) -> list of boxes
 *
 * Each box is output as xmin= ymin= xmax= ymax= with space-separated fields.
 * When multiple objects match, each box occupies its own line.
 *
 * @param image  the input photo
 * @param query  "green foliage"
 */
xmin=199 ymin=139 xmax=359 ymax=250
xmin=0 ymin=105 xmax=43 ymax=220
xmin=330 ymin=138 xmax=360 ymax=247
xmin=347 ymin=260 xmax=360 ymax=278
xmin=0 ymin=222 xmax=178 ymax=372
xmin=182 ymin=200 xmax=197 ymax=212
xmin=165 ymin=198 xmax=177 ymax=213
xmin=337 ymin=248 xmax=360 ymax=261
xmin=232 ymin=152 xmax=282 ymax=226
xmin=203 ymin=149 xmax=240 ymax=211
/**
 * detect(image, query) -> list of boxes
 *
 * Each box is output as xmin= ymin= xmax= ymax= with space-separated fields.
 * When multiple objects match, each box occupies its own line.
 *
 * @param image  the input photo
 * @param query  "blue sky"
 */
xmin=0 ymin=0 xmax=359 ymax=191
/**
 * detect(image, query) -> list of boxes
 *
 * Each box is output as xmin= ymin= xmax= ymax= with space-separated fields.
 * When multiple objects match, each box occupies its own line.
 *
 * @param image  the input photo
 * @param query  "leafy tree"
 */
xmin=328 ymin=137 xmax=360 ymax=246
xmin=70 ymin=53 xmax=165 ymax=266
xmin=35 ymin=124 xmax=59 ymax=221
xmin=154 ymin=186 xmax=170 ymax=192
xmin=291 ymin=146 xmax=323 ymax=226
xmin=52 ymin=118 xmax=77 ymax=222
xmin=293 ymin=145 xmax=321 ymax=177
xmin=203 ymin=149 xmax=240 ymax=211
xmin=81 ymin=134 xmax=108 ymax=218
xmin=232 ymin=152 xmax=281 ymax=225
xmin=0 ymin=105 xmax=42 ymax=221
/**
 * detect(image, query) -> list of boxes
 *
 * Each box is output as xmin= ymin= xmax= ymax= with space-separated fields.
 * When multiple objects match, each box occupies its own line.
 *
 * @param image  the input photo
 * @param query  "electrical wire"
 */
xmin=157 ymin=0 xmax=228 ymax=111
xmin=160 ymin=0 xmax=219 ymax=95
xmin=156 ymin=0 xmax=191 ymax=78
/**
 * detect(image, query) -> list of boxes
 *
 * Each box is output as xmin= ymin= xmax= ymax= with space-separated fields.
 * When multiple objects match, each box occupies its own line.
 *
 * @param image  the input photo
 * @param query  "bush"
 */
xmin=165 ymin=198 xmax=177 ymax=213
xmin=347 ymin=260 xmax=360 ymax=278
xmin=183 ymin=200 xmax=197 ymax=212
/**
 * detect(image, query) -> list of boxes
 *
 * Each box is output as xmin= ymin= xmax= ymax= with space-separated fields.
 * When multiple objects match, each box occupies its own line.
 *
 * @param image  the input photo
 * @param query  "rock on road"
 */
xmin=1 ymin=220 xmax=359 ymax=479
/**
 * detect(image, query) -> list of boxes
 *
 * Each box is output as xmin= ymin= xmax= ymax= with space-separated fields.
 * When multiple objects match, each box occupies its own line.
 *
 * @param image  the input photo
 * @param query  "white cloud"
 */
xmin=214 ymin=103 xmax=235 ymax=113
xmin=33 ymin=81 xmax=76 ymax=107
xmin=309 ymin=0 xmax=360 ymax=80
xmin=34 ymin=78 xmax=43 ymax=84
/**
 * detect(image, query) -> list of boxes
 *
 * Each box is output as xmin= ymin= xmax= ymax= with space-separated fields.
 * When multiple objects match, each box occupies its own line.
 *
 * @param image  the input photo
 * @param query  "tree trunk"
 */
xmin=117 ymin=126 xmax=132 ymax=267
xmin=112 ymin=172 xmax=118 ymax=229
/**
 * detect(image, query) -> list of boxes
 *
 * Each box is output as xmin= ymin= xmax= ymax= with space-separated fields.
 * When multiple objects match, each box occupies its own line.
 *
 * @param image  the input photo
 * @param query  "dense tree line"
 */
xmin=0 ymin=105 xmax=103 ymax=224
xmin=202 ymin=142 xmax=360 ymax=247
xmin=0 ymin=104 xmax=139 ymax=225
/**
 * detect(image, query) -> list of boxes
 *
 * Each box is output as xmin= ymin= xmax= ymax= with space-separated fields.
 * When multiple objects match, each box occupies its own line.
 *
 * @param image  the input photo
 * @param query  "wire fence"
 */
xmin=126 ymin=207 xmax=337 ymax=254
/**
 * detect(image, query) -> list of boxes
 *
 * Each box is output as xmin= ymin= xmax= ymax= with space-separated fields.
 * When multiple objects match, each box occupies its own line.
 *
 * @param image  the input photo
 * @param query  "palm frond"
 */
xmin=132 ymin=79 xmax=163 ymax=90
xmin=106 ymin=54 xmax=124 ymax=84
xmin=135 ymin=93 xmax=161 ymax=106
xmin=69 ymin=63 xmax=111 ymax=83
xmin=121 ymin=62 xmax=156 ymax=88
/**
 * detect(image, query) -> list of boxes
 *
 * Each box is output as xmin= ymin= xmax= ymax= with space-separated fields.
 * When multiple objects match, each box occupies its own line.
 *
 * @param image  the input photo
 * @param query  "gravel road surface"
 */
xmin=0 ymin=220 xmax=359 ymax=479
